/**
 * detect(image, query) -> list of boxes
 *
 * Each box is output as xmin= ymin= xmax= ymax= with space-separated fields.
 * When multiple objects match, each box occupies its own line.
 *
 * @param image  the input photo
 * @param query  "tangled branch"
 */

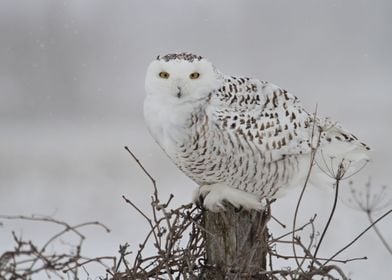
xmin=0 ymin=215 xmax=113 ymax=279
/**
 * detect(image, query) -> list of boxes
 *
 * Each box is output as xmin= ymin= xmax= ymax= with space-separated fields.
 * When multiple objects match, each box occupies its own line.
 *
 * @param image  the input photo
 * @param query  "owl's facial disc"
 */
xmin=145 ymin=54 xmax=222 ymax=103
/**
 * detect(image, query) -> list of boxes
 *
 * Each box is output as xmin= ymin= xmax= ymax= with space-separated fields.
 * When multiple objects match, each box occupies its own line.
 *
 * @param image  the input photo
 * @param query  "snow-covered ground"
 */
xmin=1 ymin=1 xmax=391 ymax=279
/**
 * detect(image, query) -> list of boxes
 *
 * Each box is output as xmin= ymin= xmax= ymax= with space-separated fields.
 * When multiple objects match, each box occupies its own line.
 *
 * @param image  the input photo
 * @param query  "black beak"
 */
xmin=176 ymin=86 xmax=182 ymax=98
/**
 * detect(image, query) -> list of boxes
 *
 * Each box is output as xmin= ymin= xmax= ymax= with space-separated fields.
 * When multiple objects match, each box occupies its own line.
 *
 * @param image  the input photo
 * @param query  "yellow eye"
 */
xmin=189 ymin=72 xmax=200 ymax=79
xmin=159 ymin=71 xmax=170 ymax=79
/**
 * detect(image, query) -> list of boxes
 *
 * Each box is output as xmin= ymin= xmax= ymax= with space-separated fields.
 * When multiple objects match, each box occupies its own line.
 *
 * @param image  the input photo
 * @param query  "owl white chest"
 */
xmin=144 ymin=94 xmax=200 ymax=157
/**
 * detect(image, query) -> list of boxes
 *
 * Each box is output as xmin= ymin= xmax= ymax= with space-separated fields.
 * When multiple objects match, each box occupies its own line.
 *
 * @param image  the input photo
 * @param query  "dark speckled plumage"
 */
xmin=145 ymin=53 xmax=371 ymax=204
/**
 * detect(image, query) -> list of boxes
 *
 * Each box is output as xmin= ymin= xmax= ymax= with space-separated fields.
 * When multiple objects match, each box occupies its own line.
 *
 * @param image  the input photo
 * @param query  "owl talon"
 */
xmin=192 ymin=189 xmax=209 ymax=210
xmin=195 ymin=195 xmax=206 ymax=210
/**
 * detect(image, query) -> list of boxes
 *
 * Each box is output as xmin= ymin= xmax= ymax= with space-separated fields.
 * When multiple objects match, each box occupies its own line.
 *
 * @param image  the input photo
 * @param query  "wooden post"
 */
xmin=203 ymin=205 xmax=269 ymax=279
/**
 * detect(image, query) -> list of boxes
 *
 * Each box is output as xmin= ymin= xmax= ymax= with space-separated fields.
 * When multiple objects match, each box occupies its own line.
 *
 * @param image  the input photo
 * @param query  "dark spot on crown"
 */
xmin=157 ymin=52 xmax=203 ymax=62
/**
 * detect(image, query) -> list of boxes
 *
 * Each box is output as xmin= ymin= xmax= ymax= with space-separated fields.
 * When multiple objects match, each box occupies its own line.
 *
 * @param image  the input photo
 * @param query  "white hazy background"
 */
xmin=1 ymin=0 xmax=391 ymax=279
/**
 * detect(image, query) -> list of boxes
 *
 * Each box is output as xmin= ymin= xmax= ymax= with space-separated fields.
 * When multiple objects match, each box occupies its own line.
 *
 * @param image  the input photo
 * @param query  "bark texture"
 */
xmin=202 ymin=205 xmax=269 ymax=280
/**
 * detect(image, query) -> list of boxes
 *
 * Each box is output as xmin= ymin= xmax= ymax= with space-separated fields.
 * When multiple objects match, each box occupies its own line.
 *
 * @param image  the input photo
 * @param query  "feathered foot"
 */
xmin=192 ymin=183 xmax=267 ymax=212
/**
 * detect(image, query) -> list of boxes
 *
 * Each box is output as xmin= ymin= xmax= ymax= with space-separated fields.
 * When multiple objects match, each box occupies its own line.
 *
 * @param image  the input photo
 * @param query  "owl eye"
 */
xmin=159 ymin=71 xmax=170 ymax=79
xmin=189 ymin=72 xmax=200 ymax=79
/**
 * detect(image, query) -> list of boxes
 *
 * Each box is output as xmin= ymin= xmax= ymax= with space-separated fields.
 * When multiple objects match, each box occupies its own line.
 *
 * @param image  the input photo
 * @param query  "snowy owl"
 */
xmin=144 ymin=53 xmax=370 ymax=212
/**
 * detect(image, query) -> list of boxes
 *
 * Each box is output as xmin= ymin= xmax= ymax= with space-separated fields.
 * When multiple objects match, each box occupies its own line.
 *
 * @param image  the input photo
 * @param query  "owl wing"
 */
xmin=207 ymin=77 xmax=313 ymax=163
xmin=207 ymin=76 xmax=370 ymax=164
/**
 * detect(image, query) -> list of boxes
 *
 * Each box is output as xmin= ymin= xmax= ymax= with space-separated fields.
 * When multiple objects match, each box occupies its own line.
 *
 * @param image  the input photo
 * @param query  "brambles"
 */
xmin=0 ymin=215 xmax=112 ymax=279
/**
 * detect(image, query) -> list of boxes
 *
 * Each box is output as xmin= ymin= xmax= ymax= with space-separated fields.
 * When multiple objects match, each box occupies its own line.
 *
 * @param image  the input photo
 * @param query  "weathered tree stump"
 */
xmin=202 ymin=205 xmax=270 ymax=279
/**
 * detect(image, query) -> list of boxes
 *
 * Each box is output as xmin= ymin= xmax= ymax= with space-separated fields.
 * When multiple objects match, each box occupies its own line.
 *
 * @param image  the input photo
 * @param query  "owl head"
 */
xmin=145 ymin=53 xmax=222 ymax=104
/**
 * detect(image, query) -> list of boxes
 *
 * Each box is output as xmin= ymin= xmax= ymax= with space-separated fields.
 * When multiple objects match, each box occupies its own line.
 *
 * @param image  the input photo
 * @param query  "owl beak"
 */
xmin=176 ymin=86 xmax=182 ymax=98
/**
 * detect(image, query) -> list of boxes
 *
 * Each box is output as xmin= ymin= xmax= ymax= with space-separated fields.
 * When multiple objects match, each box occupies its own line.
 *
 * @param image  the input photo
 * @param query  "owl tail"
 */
xmin=313 ymin=123 xmax=371 ymax=182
